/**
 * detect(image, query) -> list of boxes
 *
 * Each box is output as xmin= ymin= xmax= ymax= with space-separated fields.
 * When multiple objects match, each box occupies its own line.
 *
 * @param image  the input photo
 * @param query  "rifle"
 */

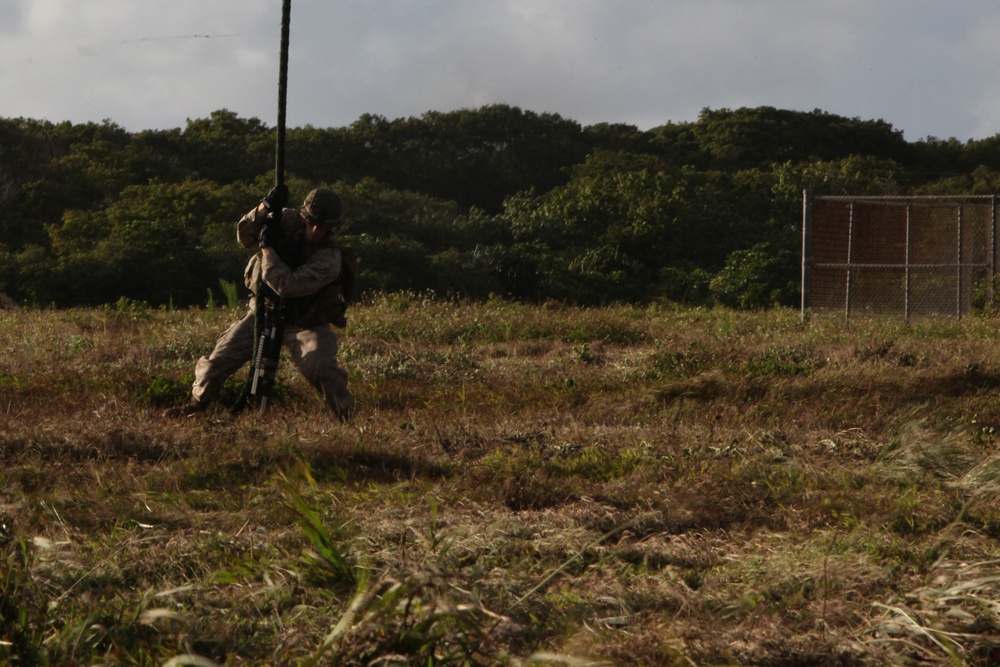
xmin=233 ymin=0 xmax=292 ymax=416
xmin=239 ymin=280 xmax=286 ymax=415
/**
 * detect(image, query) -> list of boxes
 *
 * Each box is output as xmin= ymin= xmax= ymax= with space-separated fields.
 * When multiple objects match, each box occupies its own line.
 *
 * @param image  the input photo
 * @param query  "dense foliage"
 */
xmin=1 ymin=105 xmax=997 ymax=307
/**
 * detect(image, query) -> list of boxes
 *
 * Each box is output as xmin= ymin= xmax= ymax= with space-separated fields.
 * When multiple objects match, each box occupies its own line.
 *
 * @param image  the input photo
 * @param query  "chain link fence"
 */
xmin=801 ymin=192 xmax=998 ymax=320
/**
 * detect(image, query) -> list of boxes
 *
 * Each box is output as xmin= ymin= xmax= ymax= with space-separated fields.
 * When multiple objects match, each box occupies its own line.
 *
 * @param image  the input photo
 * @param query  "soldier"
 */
xmin=166 ymin=187 xmax=355 ymax=420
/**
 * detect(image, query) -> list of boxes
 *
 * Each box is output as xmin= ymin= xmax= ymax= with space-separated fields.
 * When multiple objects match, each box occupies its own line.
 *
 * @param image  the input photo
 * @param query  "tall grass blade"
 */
xmin=279 ymin=471 xmax=356 ymax=584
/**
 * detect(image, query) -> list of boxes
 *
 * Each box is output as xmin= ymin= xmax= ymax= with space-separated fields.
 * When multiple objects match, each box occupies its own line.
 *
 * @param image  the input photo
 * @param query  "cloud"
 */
xmin=2 ymin=0 xmax=1000 ymax=141
xmin=290 ymin=0 xmax=881 ymax=130
xmin=1 ymin=1 xmax=273 ymax=127
xmin=956 ymin=14 xmax=1000 ymax=140
xmin=0 ymin=1 xmax=29 ymax=37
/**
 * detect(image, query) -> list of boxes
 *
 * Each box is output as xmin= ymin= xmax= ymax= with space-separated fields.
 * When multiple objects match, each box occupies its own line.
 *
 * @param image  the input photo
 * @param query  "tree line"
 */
xmin=2 ymin=104 xmax=998 ymax=309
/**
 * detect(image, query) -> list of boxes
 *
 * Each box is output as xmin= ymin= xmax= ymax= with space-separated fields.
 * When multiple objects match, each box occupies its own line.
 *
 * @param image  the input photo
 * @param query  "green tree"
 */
xmin=336 ymin=178 xmax=496 ymax=297
xmin=691 ymin=106 xmax=911 ymax=171
xmin=286 ymin=125 xmax=365 ymax=186
xmin=181 ymin=109 xmax=273 ymax=184
xmin=502 ymin=151 xmax=737 ymax=303
xmin=344 ymin=105 xmax=588 ymax=213
xmin=772 ymin=155 xmax=902 ymax=198
xmin=44 ymin=179 xmax=251 ymax=305
xmin=710 ymin=242 xmax=799 ymax=309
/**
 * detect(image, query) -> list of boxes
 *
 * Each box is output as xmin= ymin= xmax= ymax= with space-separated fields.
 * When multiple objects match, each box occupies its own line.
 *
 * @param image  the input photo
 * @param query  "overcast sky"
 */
xmin=4 ymin=0 xmax=1000 ymax=142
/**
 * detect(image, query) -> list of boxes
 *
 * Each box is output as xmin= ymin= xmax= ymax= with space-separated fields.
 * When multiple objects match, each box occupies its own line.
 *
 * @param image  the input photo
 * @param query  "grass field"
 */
xmin=2 ymin=295 xmax=1000 ymax=665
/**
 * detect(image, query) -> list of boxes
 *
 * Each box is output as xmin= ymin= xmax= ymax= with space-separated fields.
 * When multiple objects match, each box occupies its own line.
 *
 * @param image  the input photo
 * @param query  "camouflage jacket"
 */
xmin=238 ymin=206 xmax=347 ymax=327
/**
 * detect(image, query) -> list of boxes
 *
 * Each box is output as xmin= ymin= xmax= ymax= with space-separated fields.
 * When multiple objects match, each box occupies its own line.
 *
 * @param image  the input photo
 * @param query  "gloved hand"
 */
xmin=258 ymin=220 xmax=282 ymax=249
xmin=261 ymin=184 xmax=289 ymax=211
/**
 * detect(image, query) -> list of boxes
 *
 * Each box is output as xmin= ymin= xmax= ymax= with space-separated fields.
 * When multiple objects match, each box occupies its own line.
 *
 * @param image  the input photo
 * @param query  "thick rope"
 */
xmin=275 ymin=0 xmax=291 ymax=188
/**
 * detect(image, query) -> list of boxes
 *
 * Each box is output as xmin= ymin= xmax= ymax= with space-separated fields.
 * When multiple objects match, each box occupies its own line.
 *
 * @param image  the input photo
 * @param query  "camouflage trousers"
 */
xmin=192 ymin=311 xmax=355 ymax=418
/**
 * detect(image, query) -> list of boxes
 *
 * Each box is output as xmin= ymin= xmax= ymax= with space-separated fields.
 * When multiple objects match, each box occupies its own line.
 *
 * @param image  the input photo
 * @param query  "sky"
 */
xmin=4 ymin=0 xmax=1000 ymax=142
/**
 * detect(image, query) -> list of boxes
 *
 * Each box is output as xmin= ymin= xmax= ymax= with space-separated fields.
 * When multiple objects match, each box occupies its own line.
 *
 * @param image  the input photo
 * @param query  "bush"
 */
xmin=710 ymin=242 xmax=798 ymax=309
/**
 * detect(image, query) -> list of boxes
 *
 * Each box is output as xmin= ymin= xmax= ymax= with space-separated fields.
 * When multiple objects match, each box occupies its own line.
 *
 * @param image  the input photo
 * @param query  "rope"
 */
xmin=275 ymin=0 xmax=291 ymax=187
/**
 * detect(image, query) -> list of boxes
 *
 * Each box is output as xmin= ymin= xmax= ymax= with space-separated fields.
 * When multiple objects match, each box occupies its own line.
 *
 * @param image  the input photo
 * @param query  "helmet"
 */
xmin=301 ymin=188 xmax=344 ymax=231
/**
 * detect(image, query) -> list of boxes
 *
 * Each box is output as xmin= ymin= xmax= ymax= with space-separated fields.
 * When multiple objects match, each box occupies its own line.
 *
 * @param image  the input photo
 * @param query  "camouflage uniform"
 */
xmin=190 ymin=195 xmax=355 ymax=419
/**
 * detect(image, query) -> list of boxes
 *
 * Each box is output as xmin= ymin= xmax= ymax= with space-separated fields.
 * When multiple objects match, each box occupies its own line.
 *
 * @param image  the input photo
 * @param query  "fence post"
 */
xmin=801 ymin=188 xmax=812 ymax=322
xmin=846 ymin=201 xmax=855 ymax=322
xmin=905 ymin=205 xmax=911 ymax=321
xmin=993 ymin=195 xmax=997 ymax=309
xmin=956 ymin=205 xmax=964 ymax=318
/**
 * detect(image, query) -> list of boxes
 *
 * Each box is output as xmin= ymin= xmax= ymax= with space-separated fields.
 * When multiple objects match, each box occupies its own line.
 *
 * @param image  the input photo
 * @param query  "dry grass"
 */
xmin=2 ymin=297 xmax=1000 ymax=665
